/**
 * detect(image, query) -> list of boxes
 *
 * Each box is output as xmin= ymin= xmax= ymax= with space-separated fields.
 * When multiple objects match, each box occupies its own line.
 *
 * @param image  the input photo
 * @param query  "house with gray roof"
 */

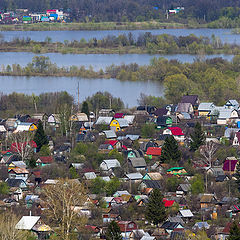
xmin=198 ymin=102 xmax=215 ymax=117
xmin=95 ymin=116 xmax=113 ymax=125
xmin=103 ymin=130 xmax=117 ymax=139
xmin=128 ymin=157 xmax=147 ymax=171
xmin=126 ymin=172 xmax=143 ymax=181
xmin=100 ymin=159 xmax=121 ymax=171
xmin=225 ymin=100 xmax=239 ymax=110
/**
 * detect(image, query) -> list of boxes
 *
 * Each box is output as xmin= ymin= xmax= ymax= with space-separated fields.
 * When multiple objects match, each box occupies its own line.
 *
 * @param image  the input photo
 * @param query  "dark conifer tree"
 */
xmin=228 ymin=221 xmax=240 ymax=240
xmin=160 ymin=135 xmax=181 ymax=164
xmin=145 ymin=189 xmax=167 ymax=226
xmin=33 ymin=120 xmax=49 ymax=152
xmin=235 ymin=161 xmax=240 ymax=191
xmin=190 ymin=122 xmax=205 ymax=151
xmin=81 ymin=101 xmax=90 ymax=117
xmin=106 ymin=221 xmax=122 ymax=240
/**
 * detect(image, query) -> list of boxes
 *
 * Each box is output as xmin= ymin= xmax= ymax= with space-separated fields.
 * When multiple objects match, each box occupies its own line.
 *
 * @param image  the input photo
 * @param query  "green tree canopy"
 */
xmin=0 ymin=182 xmax=9 ymax=195
xmin=91 ymin=177 xmax=106 ymax=194
xmin=190 ymin=174 xmax=204 ymax=195
xmin=105 ymin=177 xmax=121 ymax=196
xmin=33 ymin=120 xmax=48 ymax=152
xmin=190 ymin=122 xmax=205 ymax=151
xmin=106 ymin=221 xmax=122 ymax=240
xmin=145 ymin=189 xmax=167 ymax=226
xmin=160 ymin=136 xmax=181 ymax=164
xmin=141 ymin=123 xmax=156 ymax=138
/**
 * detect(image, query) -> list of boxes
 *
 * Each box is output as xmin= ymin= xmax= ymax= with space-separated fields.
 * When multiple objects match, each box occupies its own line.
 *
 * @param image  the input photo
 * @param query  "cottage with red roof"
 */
xmin=117 ymin=221 xmax=138 ymax=238
xmin=36 ymin=156 xmax=54 ymax=167
xmin=104 ymin=140 xmax=121 ymax=150
xmin=146 ymin=147 xmax=162 ymax=160
xmin=163 ymin=127 xmax=185 ymax=142
xmin=223 ymin=157 xmax=238 ymax=175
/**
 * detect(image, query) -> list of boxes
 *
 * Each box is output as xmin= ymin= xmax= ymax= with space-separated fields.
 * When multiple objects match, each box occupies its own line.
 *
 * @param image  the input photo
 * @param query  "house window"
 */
xmin=128 ymin=223 xmax=134 ymax=228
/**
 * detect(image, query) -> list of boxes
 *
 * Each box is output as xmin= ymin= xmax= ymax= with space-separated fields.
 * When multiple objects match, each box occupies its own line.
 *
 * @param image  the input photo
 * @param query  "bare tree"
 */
xmin=199 ymin=141 xmax=218 ymax=168
xmin=0 ymin=212 xmax=33 ymax=240
xmin=42 ymin=179 xmax=87 ymax=240
xmin=9 ymin=132 xmax=34 ymax=162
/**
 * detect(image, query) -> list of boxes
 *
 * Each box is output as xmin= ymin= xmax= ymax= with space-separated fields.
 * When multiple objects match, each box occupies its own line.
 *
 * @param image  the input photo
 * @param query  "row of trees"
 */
xmin=1 ymin=33 xmax=237 ymax=55
xmin=107 ymin=56 xmax=240 ymax=105
xmin=1 ymin=0 xmax=240 ymax=23
xmin=0 ymin=90 xmax=124 ymax=117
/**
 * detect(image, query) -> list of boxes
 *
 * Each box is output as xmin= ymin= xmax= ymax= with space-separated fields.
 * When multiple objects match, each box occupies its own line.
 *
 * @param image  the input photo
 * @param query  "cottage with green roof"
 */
xmin=167 ymin=167 xmax=187 ymax=176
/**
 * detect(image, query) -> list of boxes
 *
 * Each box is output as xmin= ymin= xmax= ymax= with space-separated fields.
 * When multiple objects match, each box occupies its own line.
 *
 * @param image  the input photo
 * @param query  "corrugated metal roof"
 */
xmin=15 ymin=216 xmax=40 ymax=230
xmin=103 ymin=130 xmax=117 ymax=139
xmin=126 ymin=172 xmax=143 ymax=180
xmin=95 ymin=117 xmax=112 ymax=125
xmin=198 ymin=102 xmax=215 ymax=111
xmin=179 ymin=209 xmax=193 ymax=218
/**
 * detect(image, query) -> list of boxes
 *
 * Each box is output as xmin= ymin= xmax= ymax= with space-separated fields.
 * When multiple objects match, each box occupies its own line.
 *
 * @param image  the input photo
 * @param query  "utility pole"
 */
xmin=77 ymin=82 xmax=80 ymax=112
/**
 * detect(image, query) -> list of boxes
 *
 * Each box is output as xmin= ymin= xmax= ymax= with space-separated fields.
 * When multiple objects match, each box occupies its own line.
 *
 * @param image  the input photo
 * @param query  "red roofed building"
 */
xmin=114 ymin=113 xmax=124 ymax=118
xmin=36 ymin=156 xmax=54 ymax=166
xmin=223 ymin=157 xmax=238 ymax=175
xmin=104 ymin=140 xmax=121 ymax=150
xmin=163 ymin=127 xmax=185 ymax=142
xmin=117 ymin=221 xmax=137 ymax=237
xmin=163 ymin=199 xmax=175 ymax=207
xmin=146 ymin=147 xmax=161 ymax=158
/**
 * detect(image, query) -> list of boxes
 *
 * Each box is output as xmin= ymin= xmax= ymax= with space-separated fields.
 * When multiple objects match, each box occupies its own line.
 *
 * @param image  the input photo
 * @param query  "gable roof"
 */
xmin=163 ymin=199 xmax=175 ymax=207
xmin=129 ymin=157 xmax=147 ymax=168
xmin=9 ymin=167 xmax=29 ymax=174
xmin=101 ymin=159 xmax=121 ymax=170
xmin=198 ymin=102 xmax=215 ymax=111
xmin=114 ymin=113 xmax=124 ymax=118
xmin=179 ymin=209 xmax=194 ymax=218
xmin=180 ymin=95 xmax=198 ymax=105
xmin=142 ymin=180 xmax=162 ymax=189
xmin=146 ymin=147 xmax=162 ymax=156
xmin=103 ymin=130 xmax=117 ymax=139
xmin=126 ymin=172 xmax=143 ymax=180
xmin=10 ymin=161 xmax=27 ymax=169
xmin=218 ymin=108 xmax=238 ymax=119
xmin=200 ymin=194 xmax=215 ymax=203
xmin=37 ymin=156 xmax=53 ymax=164
xmin=154 ymin=108 xmax=168 ymax=117
xmin=144 ymin=172 xmax=163 ymax=180
xmin=95 ymin=117 xmax=113 ymax=125
xmin=113 ymin=119 xmax=129 ymax=128
xmin=161 ymin=221 xmax=183 ymax=230
xmin=84 ymin=172 xmax=97 ymax=180
xmin=6 ymin=178 xmax=26 ymax=187
xmin=167 ymin=127 xmax=184 ymax=136
xmin=223 ymin=159 xmax=238 ymax=171
xmin=123 ymin=115 xmax=135 ymax=124
xmin=15 ymin=216 xmax=40 ymax=230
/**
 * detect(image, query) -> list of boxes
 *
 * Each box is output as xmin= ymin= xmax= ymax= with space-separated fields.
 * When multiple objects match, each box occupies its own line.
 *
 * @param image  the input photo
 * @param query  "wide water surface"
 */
xmin=1 ymin=28 xmax=240 ymax=44
xmin=0 ymin=52 xmax=234 ymax=70
xmin=0 ymin=76 xmax=164 ymax=107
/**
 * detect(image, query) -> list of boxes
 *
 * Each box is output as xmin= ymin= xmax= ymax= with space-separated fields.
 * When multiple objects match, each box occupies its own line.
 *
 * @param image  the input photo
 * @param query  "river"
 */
xmin=0 ymin=76 xmax=164 ymax=107
xmin=0 ymin=28 xmax=239 ymax=44
xmin=0 ymin=52 xmax=234 ymax=70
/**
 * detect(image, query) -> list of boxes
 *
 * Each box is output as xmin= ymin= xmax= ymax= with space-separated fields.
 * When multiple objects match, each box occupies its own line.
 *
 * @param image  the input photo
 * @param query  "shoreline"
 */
xmin=0 ymin=21 xmax=202 ymax=31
